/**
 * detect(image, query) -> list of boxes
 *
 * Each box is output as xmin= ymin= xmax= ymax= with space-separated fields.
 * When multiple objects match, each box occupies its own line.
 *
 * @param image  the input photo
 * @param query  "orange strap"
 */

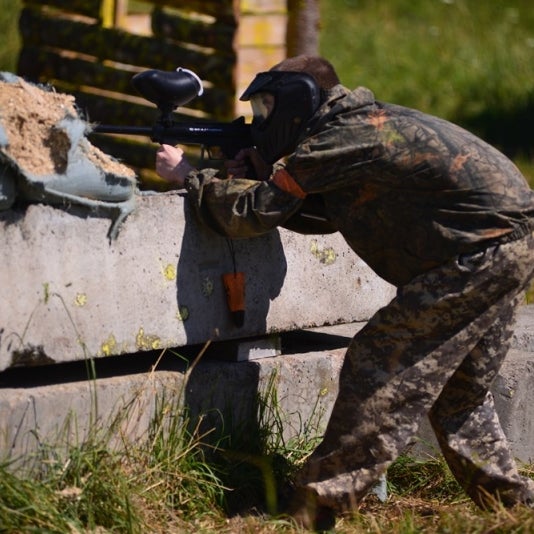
xmin=271 ymin=169 xmax=307 ymax=199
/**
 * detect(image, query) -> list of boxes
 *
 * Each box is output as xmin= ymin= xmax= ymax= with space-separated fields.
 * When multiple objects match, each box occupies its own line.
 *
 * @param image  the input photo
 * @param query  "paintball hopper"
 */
xmin=132 ymin=68 xmax=204 ymax=123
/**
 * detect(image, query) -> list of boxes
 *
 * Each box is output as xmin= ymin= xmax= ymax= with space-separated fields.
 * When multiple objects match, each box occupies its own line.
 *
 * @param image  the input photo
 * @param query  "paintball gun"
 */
xmin=93 ymin=67 xmax=334 ymax=234
xmin=93 ymin=68 xmax=252 ymax=160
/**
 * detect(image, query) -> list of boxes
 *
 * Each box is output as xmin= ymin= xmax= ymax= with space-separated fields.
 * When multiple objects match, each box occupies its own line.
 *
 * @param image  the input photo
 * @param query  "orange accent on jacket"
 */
xmin=271 ymin=169 xmax=307 ymax=199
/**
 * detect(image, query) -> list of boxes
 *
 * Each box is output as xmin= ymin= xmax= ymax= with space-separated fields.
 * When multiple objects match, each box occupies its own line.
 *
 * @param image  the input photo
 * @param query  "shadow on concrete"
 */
xmin=0 ymin=346 xmax=190 ymax=388
xmin=0 ymin=327 xmax=352 ymax=389
xmin=0 ymin=327 xmax=350 ymax=511
xmin=176 ymin=201 xmax=288 ymax=344
xmin=280 ymin=329 xmax=352 ymax=355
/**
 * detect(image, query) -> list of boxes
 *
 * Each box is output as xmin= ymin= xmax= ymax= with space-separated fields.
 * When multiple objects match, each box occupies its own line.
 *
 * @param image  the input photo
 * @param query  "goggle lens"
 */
xmin=250 ymin=92 xmax=275 ymax=122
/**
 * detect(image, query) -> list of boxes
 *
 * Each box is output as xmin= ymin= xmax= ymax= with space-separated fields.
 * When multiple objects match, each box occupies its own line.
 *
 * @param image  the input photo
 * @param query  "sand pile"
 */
xmin=0 ymin=73 xmax=137 ymax=238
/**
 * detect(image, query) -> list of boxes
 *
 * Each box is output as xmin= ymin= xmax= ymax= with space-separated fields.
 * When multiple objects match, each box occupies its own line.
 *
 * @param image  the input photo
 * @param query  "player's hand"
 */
xmin=155 ymin=144 xmax=194 ymax=187
xmin=225 ymin=148 xmax=272 ymax=181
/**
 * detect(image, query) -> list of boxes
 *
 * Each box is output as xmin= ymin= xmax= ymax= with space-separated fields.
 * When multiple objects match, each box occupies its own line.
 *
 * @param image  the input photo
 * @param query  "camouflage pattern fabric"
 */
xmin=294 ymin=233 xmax=534 ymax=511
xmin=183 ymin=82 xmax=534 ymax=511
xmin=186 ymin=85 xmax=534 ymax=287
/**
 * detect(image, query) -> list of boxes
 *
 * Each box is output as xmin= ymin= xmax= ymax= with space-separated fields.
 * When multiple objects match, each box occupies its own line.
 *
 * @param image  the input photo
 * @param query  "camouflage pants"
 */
xmin=295 ymin=231 xmax=534 ymax=512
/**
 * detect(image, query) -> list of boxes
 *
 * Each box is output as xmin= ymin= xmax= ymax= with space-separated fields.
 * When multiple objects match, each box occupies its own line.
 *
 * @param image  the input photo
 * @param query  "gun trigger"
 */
xmin=208 ymin=146 xmax=225 ymax=160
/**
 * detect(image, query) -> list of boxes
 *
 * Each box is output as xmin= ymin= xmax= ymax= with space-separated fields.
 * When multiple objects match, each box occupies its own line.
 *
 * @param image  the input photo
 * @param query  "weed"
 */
xmin=387 ymin=454 xmax=464 ymax=503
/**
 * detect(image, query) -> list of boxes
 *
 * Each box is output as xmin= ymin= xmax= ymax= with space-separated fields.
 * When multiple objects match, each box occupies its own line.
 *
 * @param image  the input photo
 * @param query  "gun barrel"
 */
xmin=92 ymin=119 xmax=252 ymax=158
xmin=92 ymin=125 xmax=153 ymax=136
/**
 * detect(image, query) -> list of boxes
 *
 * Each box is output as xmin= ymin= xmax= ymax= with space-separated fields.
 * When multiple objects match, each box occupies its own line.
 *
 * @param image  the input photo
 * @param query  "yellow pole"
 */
xmin=100 ymin=0 xmax=128 ymax=28
xmin=100 ymin=0 xmax=115 ymax=28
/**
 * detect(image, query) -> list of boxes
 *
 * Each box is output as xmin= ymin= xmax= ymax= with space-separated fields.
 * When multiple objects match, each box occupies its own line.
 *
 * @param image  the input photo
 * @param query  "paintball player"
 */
xmin=156 ymin=55 xmax=534 ymax=529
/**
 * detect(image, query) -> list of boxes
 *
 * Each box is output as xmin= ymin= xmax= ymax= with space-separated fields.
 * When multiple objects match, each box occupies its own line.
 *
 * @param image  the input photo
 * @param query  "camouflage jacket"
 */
xmin=185 ymin=85 xmax=534 ymax=286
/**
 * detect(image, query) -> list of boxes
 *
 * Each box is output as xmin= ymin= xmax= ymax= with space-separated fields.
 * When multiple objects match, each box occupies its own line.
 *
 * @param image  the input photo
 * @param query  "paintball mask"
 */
xmin=240 ymin=71 xmax=321 ymax=163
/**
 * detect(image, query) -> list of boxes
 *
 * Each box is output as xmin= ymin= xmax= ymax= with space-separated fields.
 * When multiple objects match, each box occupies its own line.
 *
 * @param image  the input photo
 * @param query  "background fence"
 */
xmin=17 ymin=0 xmax=287 ymax=185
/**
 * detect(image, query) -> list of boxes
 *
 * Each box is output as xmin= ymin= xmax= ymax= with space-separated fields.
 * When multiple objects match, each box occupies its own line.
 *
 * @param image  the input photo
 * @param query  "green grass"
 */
xmin=320 ymin=0 xmax=534 ymax=119
xmin=0 ymin=0 xmax=21 ymax=72
xmin=320 ymin=0 xmax=534 ymax=176
xmin=1 ymin=370 xmax=533 ymax=533
xmin=0 ymin=362 xmax=325 ymax=532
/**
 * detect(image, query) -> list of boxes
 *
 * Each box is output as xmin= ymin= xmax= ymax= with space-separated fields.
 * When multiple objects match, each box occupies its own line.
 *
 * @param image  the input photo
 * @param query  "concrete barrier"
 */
xmin=1 ymin=306 xmax=533 ymax=464
xmin=1 ymin=194 xmax=532 ymax=468
xmin=0 ymin=192 xmax=395 ymax=371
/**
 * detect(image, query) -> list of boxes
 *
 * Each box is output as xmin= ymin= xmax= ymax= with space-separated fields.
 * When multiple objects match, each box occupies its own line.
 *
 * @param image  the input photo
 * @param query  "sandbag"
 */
xmin=0 ymin=72 xmax=138 ymax=238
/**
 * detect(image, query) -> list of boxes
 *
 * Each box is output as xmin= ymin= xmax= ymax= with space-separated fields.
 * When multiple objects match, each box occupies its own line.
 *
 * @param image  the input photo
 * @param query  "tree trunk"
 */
xmin=286 ymin=0 xmax=320 ymax=57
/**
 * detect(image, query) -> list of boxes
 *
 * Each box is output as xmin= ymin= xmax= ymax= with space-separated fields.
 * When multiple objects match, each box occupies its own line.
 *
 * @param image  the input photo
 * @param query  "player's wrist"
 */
xmin=173 ymin=159 xmax=194 ymax=185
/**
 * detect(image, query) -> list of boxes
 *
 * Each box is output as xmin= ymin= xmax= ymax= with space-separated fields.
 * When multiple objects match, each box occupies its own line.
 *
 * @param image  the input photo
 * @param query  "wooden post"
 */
xmin=100 ymin=0 xmax=114 ymax=27
xmin=286 ymin=0 xmax=320 ymax=56
xmin=235 ymin=0 xmax=288 ymax=117
xmin=114 ymin=0 xmax=129 ymax=27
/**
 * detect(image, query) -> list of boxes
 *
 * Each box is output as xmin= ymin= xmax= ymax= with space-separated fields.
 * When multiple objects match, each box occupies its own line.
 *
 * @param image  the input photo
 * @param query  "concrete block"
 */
xmin=511 ymin=304 xmax=534 ymax=352
xmin=0 ymin=371 xmax=181 ymax=461
xmin=0 ymin=344 xmax=344 ymax=462
xmin=414 ymin=348 xmax=534 ymax=464
xmin=236 ymin=335 xmax=282 ymax=361
xmin=1 ymin=307 xmax=534 ymax=466
xmin=0 ymin=192 xmax=395 ymax=371
xmin=492 ymin=349 xmax=534 ymax=463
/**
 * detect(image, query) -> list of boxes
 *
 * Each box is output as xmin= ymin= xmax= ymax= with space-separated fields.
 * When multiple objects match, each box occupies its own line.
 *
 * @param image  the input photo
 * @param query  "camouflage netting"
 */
xmin=0 ymin=72 xmax=138 ymax=238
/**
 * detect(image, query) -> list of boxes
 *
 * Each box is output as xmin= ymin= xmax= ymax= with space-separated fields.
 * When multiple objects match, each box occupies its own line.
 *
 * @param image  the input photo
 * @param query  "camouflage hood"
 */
xmin=303 ymin=84 xmax=376 ymax=142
